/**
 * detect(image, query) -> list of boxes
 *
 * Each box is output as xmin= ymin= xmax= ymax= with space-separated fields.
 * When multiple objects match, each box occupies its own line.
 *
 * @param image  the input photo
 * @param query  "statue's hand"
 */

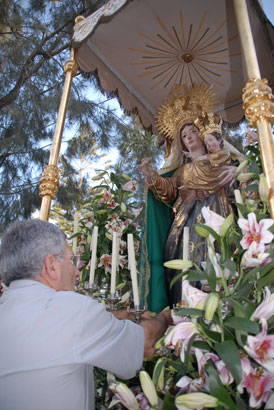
xmin=139 ymin=157 xmax=153 ymax=177
xmin=218 ymin=165 xmax=237 ymax=186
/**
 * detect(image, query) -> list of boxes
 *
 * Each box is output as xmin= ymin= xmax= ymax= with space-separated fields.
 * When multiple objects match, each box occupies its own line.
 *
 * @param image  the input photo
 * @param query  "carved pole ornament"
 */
xmin=233 ymin=0 xmax=274 ymax=218
xmin=39 ymin=42 xmax=79 ymax=221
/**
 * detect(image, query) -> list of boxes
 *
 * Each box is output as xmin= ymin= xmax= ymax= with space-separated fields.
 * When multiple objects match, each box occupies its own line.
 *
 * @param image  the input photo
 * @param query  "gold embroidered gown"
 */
xmin=148 ymin=158 xmax=233 ymax=307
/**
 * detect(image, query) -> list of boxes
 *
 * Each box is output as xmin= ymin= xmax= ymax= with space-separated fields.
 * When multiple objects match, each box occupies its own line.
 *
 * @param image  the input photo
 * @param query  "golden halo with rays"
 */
xmin=129 ymin=10 xmax=240 ymax=90
xmin=156 ymin=82 xmax=218 ymax=141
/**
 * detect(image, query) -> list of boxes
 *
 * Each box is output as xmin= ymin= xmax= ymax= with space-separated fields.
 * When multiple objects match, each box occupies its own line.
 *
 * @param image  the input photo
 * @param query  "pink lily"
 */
xmin=182 ymin=280 xmax=208 ymax=309
xmin=238 ymin=212 xmax=274 ymax=250
xmin=241 ymin=242 xmax=269 ymax=268
xmin=122 ymin=179 xmax=137 ymax=192
xmin=238 ymin=357 xmax=274 ymax=408
xmin=98 ymin=253 xmax=112 ymax=274
xmin=165 ymin=321 xmax=199 ymax=361
xmin=244 ymin=318 xmax=274 ymax=372
xmin=197 ymin=350 xmax=233 ymax=386
xmin=251 ymin=287 xmax=274 ymax=321
xmin=201 ymin=206 xmax=224 ymax=242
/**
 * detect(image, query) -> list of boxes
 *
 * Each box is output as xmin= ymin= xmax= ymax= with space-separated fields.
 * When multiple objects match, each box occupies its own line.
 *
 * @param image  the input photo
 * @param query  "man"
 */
xmin=0 ymin=219 xmax=171 ymax=410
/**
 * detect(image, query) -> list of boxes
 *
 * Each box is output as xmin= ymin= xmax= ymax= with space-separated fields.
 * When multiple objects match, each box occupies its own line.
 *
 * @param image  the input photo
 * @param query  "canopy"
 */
xmin=72 ymin=0 xmax=274 ymax=134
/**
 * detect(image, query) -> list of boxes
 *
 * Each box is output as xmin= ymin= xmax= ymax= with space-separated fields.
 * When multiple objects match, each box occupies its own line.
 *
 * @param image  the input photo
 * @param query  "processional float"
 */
xmin=39 ymin=0 xmax=274 ymax=221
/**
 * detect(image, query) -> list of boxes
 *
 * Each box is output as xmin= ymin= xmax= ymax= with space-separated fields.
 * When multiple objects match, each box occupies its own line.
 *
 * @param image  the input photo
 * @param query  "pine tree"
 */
xmin=0 ymin=0 xmax=129 ymax=232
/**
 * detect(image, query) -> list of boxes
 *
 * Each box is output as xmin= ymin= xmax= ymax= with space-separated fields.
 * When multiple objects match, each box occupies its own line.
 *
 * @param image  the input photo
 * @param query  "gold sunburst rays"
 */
xmin=129 ymin=10 xmax=240 ymax=90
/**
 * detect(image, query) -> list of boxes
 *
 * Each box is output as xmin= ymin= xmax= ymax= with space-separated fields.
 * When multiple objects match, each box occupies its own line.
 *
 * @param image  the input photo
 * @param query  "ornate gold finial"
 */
xmin=243 ymin=78 xmax=274 ymax=128
xmin=155 ymin=83 xmax=218 ymax=141
xmin=194 ymin=112 xmax=223 ymax=141
xmin=39 ymin=165 xmax=59 ymax=199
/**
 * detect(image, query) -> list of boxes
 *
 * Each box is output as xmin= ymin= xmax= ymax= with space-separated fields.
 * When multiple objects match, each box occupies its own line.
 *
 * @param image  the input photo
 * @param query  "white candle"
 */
xmin=110 ymin=231 xmax=118 ymax=295
xmin=234 ymin=189 xmax=244 ymax=218
xmin=183 ymin=227 xmax=189 ymax=261
xmin=127 ymin=234 xmax=140 ymax=307
xmin=72 ymin=211 xmax=79 ymax=255
xmin=116 ymin=235 xmax=120 ymax=272
xmin=89 ymin=226 xmax=98 ymax=286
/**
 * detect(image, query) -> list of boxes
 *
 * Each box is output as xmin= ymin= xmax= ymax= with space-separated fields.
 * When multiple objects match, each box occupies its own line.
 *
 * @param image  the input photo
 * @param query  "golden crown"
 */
xmin=155 ymin=83 xmax=218 ymax=141
xmin=194 ymin=112 xmax=223 ymax=140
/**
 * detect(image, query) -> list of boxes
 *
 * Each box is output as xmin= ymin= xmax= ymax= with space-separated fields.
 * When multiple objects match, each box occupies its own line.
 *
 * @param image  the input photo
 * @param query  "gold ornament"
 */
xmin=194 ymin=112 xmax=223 ymax=141
xmin=243 ymin=78 xmax=274 ymax=128
xmin=155 ymin=83 xmax=218 ymax=142
xmin=39 ymin=165 xmax=59 ymax=199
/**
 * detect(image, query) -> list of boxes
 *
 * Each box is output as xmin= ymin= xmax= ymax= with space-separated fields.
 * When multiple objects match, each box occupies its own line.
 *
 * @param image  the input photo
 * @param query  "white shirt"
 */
xmin=0 ymin=280 xmax=144 ymax=410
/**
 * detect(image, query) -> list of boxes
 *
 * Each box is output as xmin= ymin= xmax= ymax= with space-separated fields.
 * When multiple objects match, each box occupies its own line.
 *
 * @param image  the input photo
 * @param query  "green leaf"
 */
xmin=206 ymin=361 xmax=237 ymax=410
xmin=205 ymin=258 xmax=217 ymax=292
xmin=169 ymin=271 xmax=185 ymax=289
xmin=198 ymin=320 xmax=222 ymax=343
xmin=224 ymin=317 xmax=260 ymax=334
xmin=257 ymin=269 xmax=274 ymax=291
xmin=222 ymin=260 xmax=236 ymax=277
xmin=195 ymin=223 xmax=222 ymax=246
xmin=214 ymin=341 xmax=242 ymax=385
xmin=176 ymin=308 xmax=204 ymax=317
xmin=235 ymin=203 xmax=249 ymax=218
xmin=185 ymin=271 xmax=206 ymax=282
xmin=163 ymin=391 xmax=177 ymax=410
xmin=152 ymin=358 xmax=166 ymax=388
xmin=192 ymin=341 xmax=211 ymax=351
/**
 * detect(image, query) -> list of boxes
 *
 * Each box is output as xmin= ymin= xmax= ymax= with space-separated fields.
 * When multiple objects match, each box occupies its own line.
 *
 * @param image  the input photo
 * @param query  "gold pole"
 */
xmin=233 ymin=0 xmax=274 ymax=218
xmin=39 ymin=47 xmax=78 ymax=221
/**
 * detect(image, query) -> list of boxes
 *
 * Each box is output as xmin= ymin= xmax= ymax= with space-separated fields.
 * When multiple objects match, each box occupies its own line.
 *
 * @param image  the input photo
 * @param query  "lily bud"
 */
xmin=175 ymin=392 xmax=219 ymax=409
xmin=87 ymin=234 xmax=92 ymax=245
xmin=163 ymin=260 xmax=193 ymax=270
xmin=152 ymin=358 xmax=165 ymax=390
xmin=154 ymin=336 xmax=165 ymax=350
xmin=96 ymin=209 xmax=107 ymax=215
xmin=105 ymin=232 xmax=113 ymax=241
xmin=91 ymin=172 xmax=106 ymax=181
xmin=259 ymin=175 xmax=269 ymax=202
xmin=84 ymin=211 xmax=94 ymax=218
xmin=237 ymin=172 xmax=255 ymax=182
xmin=121 ymin=173 xmax=132 ymax=181
xmin=205 ymin=293 xmax=220 ymax=321
xmin=220 ymin=213 xmax=234 ymax=237
xmin=109 ymin=382 xmax=139 ymax=410
xmin=121 ymin=202 xmax=127 ymax=213
xmin=195 ymin=225 xmax=209 ymax=238
xmin=235 ymin=159 xmax=249 ymax=175
xmin=139 ymin=371 xmax=158 ymax=408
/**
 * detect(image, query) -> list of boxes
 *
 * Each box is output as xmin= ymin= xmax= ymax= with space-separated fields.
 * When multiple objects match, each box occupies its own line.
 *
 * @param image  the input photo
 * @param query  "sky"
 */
xmin=261 ymin=0 xmax=274 ymax=25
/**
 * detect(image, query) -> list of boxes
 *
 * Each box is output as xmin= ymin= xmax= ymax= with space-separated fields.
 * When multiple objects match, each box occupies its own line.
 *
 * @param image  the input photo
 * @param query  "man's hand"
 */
xmin=140 ymin=310 xmax=172 ymax=357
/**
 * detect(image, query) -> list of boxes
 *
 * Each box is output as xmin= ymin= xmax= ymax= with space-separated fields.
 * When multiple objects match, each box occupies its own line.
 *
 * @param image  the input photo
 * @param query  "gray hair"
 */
xmin=0 ymin=219 xmax=66 ymax=286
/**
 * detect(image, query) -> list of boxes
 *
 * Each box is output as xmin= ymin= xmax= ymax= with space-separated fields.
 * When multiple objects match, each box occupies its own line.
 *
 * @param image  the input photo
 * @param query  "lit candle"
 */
xmin=183 ymin=227 xmax=189 ymax=261
xmin=89 ymin=226 xmax=98 ymax=286
xmin=110 ymin=231 xmax=118 ymax=296
xmin=234 ymin=189 xmax=244 ymax=218
xmin=72 ymin=211 xmax=79 ymax=255
xmin=127 ymin=234 xmax=140 ymax=307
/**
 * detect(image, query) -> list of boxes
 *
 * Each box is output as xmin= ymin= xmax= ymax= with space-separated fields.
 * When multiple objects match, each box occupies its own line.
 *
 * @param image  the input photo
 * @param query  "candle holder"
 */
xmin=107 ymin=294 xmax=119 ymax=311
xmin=133 ymin=305 xmax=145 ymax=323
xmin=84 ymin=283 xmax=98 ymax=297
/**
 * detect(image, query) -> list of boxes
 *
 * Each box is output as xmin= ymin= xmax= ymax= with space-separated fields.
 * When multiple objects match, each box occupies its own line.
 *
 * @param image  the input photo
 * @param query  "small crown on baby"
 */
xmin=194 ymin=112 xmax=223 ymax=141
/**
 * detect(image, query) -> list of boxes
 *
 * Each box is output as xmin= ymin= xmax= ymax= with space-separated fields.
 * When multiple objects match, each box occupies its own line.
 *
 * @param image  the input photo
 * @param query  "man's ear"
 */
xmin=44 ymin=254 xmax=59 ymax=281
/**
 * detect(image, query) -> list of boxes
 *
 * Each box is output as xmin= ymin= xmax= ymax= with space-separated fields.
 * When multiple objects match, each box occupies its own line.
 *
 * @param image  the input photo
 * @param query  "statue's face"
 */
xmin=204 ymin=133 xmax=221 ymax=154
xmin=180 ymin=124 xmax=204 ymax=153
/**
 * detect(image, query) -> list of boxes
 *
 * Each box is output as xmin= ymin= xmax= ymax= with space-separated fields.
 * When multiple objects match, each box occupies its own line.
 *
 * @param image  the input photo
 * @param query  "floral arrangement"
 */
xmin=74 ymin=134 xmax=274 ymax=409
xmin=94 ymin=133 xmax=274 ymax=410
xmin=73 ymin=169 xmax=142 ymax=299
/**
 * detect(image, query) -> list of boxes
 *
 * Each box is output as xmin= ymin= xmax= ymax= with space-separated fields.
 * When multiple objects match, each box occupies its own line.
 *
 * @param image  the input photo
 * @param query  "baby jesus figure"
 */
xmin=194 ymin=131 xmax=231 ymax=168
